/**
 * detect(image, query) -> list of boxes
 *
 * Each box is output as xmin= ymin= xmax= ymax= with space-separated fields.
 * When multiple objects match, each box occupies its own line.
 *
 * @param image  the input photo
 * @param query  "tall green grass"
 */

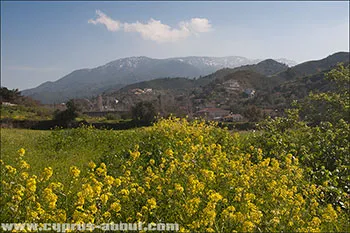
xmin=1 ymin=127 xmax=138 ymax=183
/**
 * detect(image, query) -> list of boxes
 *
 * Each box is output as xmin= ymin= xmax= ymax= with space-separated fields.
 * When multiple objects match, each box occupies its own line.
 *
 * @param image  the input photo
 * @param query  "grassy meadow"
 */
xmin=1 ymin=105 xmax=53 ymax=121
xmin=1 ymin=127 xmax=136 ymax=184
xmin=1 ymin=117 xmax=349 ymax=232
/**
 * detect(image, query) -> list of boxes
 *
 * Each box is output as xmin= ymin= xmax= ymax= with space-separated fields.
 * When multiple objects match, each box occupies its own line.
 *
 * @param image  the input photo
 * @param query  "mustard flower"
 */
xmin=70 ymin=166 xmax=81 ymax=178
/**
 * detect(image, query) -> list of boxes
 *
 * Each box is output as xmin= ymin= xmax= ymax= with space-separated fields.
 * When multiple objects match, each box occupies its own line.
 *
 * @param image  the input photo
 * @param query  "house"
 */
xmin=130 ymin=88 xmax=145 ymax=95
xmin=244 ymin=88 xmax=256 ymax=97
xmin=222 ymin=114 xmax=245 ymax=122
xmin=1 ymin=102 xmax=17 ymax=107
xmin=195 ymin=108 xmax=230 ymax=120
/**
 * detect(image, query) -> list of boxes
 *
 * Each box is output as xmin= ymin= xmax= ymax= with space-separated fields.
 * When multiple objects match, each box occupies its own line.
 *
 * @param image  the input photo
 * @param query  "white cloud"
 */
xmin=88 ymin=10 xmax=212 ymax=43
xmin=180 ymin=18 xmax=212 ymax=34
xmin=88 ymin=10 xmax=121 ymax=32
xmin=124 ymin=19 xmax=190 ymax=43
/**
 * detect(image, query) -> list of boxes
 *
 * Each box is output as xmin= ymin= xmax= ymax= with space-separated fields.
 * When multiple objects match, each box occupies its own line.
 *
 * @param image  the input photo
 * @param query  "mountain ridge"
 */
xmin=22 ymin=53 xmax=348 ymax=105
xmin=22 ymin=55 xmax=282 ymax=104
xmin=94 ymin=52 xmax=349 ymax=116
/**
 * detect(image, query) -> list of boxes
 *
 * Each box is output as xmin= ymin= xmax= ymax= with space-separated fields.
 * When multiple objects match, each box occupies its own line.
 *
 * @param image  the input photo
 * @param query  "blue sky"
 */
xmin=1 ymin=1 xmax=349 ymax=90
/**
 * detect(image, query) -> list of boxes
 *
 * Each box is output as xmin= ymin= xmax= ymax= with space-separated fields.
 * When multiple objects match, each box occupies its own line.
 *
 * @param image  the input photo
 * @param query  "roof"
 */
xmin=223 ymin=114 xmax=244 ymax=119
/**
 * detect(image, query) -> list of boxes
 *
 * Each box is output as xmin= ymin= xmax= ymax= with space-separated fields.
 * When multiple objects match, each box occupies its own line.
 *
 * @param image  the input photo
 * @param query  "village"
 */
xmin=66 ymin=84 xmax=268 ymax=123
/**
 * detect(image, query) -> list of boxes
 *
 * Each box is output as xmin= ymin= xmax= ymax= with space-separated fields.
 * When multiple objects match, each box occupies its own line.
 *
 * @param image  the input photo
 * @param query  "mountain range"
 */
xmin=22 ymin=56 xmax=297 ymax=104
xmin=92 ymin=51 xmax=349 ymax=116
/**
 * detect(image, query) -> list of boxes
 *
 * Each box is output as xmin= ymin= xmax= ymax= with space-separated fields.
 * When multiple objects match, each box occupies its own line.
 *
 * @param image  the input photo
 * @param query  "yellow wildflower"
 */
xmin=147 ymin=198 xmax=157 ymax=209
xmin=165 ymin=148 xmax=174 ymax=157
xmin=21 ymin=172 xmax=29 ymax=180
xmin=242 ymin=221 xmax=255 ymax=231
xmin=26 ymin=177 xmax=37 ymax=193
xmin=322 ymin=204 xmax=338 ymax=222
xmin=43 ymin=187 xmax=58 ymax=209
xmin=114 ymin=178 xmax=122 ymax=187
xmin=100 ymin=193 xmax=109 ymax=205
xmin=70 ymin=166 xmax=80 ymax=178
xmin=5 ymin=165 xmax=17 ymax=174
xmin=110 ymin=202 xmax=121 ymax=212
xmin=119 ymin=189 xmax=129 ymax=196
xmin=209 ymin=192 xmax=223 ymax=203
xmin=175 ymin=183 xmax=184 ymax=193
xmin=137 ymin=186 xmax=145 ymax=194
xmin=42 ymin=167 xmax=53 ymax=180
xmin=18 ymin=148 xmax=25 ymax=157
xmin=20 ymin=160 xmax=30 ymax=170
xmin=88 ymin=161 xmax=96 ymax=170
xmin=130 ymin=151 xmax=141 ymax=160
xmin=57 ymin=209 xmax=67 ymax=222
xmin=104 ymin=175 xmax=115 ymax=186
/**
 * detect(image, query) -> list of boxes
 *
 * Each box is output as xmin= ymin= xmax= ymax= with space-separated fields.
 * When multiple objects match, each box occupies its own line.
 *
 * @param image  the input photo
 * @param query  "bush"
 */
xmin=250 ymin=110 xmax=349 ymax=208
xmin=105 ymin=113 xmax=119 ymax=121
xmin=298 ymin=64 xmax=350 ymax=124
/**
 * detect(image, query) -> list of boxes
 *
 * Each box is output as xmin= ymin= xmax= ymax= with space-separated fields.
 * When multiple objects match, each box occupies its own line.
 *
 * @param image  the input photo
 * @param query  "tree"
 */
xmin=131 ymin=101 xmax=157 ymax=126
xmin=243 ymin=105 xmax=264 ymax=122
xmin=298 ymin=64 xmax=349 ymax=124
xmin=0 ymin=87 xmax=21 ymax=103
xmin=53 ymin=99 xmax=80 ymax=122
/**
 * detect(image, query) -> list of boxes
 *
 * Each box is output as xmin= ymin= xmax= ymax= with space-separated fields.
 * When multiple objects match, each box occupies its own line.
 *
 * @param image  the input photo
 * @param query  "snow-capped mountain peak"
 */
xmin=275 ymin=58 xmax=298 ymax=67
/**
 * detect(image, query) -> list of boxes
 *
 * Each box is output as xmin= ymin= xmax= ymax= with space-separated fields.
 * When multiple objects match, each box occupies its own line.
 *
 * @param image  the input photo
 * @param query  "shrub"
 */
xmin=248 ymin=65 xmax=350 ymax=209
xmin=105 ymin=113 xmax=119 ymax=121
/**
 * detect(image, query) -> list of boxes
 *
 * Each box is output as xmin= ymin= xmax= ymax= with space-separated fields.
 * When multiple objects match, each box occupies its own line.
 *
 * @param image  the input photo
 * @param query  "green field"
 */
xmin=0 ymin=123 xmax=249 ymax=183
xmin=1 ymin=116 xmax=349 ymax=232
xmin=1 ymin=105 xmax=53 ymax=121
xmin=1 ymin=127 xmax=137 ymax=183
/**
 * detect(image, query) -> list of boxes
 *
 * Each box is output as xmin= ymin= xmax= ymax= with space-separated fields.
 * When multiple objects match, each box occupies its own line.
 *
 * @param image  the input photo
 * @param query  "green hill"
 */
xmin=275 ymin=52 xmax=349 ymax=81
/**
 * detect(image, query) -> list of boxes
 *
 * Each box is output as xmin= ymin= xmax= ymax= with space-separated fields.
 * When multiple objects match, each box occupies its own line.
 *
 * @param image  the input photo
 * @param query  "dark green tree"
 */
xmin=0 ymin=87 xmax=21 ymax=103
xmin=53 ymin=99 xmax=80 ymax=122
xmin=132 ymin=101 xmax=157 ymax=126
xmin=243 ymin=105 xmax=264 ymax=122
